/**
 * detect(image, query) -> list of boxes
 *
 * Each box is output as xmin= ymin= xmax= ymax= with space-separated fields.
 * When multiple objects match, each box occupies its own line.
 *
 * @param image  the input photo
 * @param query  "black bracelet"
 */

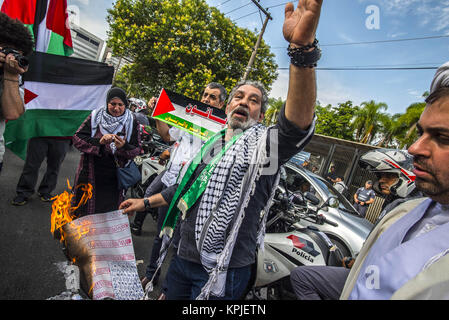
xmin=144 ymin=198 xmax=151 ymax=211
xmin=287 ymin=39 xmax=322 ymax=68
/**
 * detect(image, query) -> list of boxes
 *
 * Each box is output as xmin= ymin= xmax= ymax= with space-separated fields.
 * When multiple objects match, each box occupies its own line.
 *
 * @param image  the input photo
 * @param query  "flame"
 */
xmin=50 ymin=179 xmax=93 ymax=242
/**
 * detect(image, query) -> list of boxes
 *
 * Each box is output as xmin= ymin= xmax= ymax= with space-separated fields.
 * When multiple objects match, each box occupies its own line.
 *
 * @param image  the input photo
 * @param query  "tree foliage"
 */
xmin=264 ymin=97 xmax=284 ymax=126
xmin=315 ymin=101 xmax=359 ymax=141
xmin=106 ymin=0 xmax=278 ymax=100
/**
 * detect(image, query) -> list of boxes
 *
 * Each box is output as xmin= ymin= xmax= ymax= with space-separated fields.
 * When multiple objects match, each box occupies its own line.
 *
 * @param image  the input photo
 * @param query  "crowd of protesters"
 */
xmin=4 ymin=0 xmax=449 ymax=301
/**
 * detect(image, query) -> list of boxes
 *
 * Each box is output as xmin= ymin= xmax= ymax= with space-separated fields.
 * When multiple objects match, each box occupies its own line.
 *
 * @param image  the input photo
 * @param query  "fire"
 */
xmin=51 ymin=179 xmax=93 ymax=242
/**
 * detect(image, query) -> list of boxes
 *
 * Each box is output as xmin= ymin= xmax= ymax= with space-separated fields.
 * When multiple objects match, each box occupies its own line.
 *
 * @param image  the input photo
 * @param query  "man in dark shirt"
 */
xmin=120 ymin=0 xmax=323 ymax=300
xmin=353 ymin=180 xmax=376 ymax=217
xmin=325 ymin=165 xmax=338 ymax=184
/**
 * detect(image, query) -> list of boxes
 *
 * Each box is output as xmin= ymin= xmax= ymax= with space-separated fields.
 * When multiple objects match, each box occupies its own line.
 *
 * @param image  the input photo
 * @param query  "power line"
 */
xmin=216 ymin=0 xmax=232 ymax=8
xmin=278 ymin=66 xmax=438 ymax=71
xmin=234 ymin=1 xmax=298 ymax=21
xmin=272 ymin=35 xmax=449 ymax=49
xmin=224 ymin=2 xmax=252 ymax=15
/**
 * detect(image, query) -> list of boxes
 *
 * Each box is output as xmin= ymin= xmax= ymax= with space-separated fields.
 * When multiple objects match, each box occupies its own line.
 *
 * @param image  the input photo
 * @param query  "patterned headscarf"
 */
xmin=90 ymin=87 xmax=134 ymax=152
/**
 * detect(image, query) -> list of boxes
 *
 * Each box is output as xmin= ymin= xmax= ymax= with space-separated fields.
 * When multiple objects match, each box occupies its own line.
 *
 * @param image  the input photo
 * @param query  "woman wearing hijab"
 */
xmin=72 ymin=87 xmax=141 ymax=217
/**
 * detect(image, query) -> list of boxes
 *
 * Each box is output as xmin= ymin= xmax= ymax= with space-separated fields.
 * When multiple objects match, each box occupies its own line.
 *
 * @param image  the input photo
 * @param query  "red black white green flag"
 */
xmin=4 ymin=52 xmax=114 ymax=159
xmin=152 ymin=89 xmax=228 ymax=141
xmin=0 ymin=0 xmax=73 ymax=56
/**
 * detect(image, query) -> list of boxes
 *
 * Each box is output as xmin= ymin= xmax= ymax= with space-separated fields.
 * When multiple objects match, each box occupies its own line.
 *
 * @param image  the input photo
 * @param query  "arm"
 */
xmin=354 ymin=191 xmax=359 ymax=204
xmin=115 ymin=117 xmax=142 ymax=160
xmin=0 ymin=50 xmax=28 ymax=120
xmin=156 ymin=119 xmax=172 ymax=143
xmin=149 ymin=96 xmax=172 ymax=143
xmin=283 ymin=0 xmax=323 ymax=130
xmin=119 ymin=193 xmax=168 ymax=215
xmin=73 ymin=115 xmax=103 ymax=155
xmin=365 ymin=193 xmax=376 ymax=205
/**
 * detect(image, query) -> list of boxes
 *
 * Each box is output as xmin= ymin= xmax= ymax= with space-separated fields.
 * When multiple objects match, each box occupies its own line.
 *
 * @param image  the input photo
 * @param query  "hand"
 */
xmin=0 ymin=47 xmax=28 ymax=76
xmin=99 ymin=134 xmax=115 ymax=145
xmin=148 ymin=97 xmax=157 ymax=109
xmin=119 ymin=198 xmax=145 ymax=215
xmin=283 ymin=0 xmax=323 ymax=46
xmin=113 ymin=134 xmax=126 ymax=149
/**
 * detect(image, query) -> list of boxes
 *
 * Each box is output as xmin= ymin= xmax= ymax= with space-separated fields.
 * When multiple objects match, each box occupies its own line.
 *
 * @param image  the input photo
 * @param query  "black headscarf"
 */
xmin=106 ymin=87 xmax=128 ymax=108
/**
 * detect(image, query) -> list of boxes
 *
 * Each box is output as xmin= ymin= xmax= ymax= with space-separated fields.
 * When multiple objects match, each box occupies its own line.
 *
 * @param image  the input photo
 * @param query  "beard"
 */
xmin=414 ymin=156 xmax=449 ymax=199
xmin=227 ymin=106 xmax=258 ymax=130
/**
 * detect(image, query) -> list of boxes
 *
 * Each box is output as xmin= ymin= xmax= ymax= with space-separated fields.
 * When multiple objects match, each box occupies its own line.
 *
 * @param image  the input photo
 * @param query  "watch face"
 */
xmin=144 ymin=199 xmax=150 ymax=210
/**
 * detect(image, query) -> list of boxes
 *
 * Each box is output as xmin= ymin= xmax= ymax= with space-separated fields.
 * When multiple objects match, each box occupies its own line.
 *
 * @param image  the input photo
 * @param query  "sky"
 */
xmin=66 ymin=0 xmax=449 ymax=116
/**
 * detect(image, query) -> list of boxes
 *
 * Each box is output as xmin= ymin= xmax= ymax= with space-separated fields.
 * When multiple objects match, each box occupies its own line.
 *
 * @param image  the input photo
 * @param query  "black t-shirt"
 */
xmin=161 ymin=105 xmax=315 ymax=268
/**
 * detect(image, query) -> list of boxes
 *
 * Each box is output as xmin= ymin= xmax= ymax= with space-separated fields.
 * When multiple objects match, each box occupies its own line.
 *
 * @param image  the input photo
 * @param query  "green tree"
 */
xmin=395 ymin=102 xmax=426 ymax=148
xmin=264 ymin=97 xmax=284 ymax=126
xmin=352 ymin=100 xmax=388 ymax=144
xmin=315 ymin=101 xmax=358 ymax=140
xmin=107 ymin=0 xmax=278 ymax=100
xmin=377 ymin=112 xmax=404 ymax=147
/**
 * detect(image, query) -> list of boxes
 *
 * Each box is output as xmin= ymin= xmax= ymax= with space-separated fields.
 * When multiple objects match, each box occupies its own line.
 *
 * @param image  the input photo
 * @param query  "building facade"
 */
xmin=69 ymin=23 xmax=105 ymax=61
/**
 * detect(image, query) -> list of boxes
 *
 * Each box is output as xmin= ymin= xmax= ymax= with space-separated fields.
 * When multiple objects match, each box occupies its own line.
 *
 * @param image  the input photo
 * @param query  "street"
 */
xmin=0 ymin=146 xmax=166 ymax=300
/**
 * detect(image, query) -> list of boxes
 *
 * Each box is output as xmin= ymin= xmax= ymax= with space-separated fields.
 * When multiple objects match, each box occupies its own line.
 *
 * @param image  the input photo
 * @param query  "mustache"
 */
xmin=230 ymin=106 xmax=250 ymax=117
xmin=413 ymin=156 xmax=434 ymax=174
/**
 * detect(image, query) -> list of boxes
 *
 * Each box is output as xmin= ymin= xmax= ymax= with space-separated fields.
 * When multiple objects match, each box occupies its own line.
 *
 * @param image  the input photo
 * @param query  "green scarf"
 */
xmin=159 ymin=128 xmax=242 ymax=237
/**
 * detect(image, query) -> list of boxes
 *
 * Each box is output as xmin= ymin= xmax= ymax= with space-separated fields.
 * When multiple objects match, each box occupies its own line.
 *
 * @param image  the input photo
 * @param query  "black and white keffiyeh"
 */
xmin=90 ymin=107 xmax=134 ymax=153
xmin=191 ymin=124 xmax=280 ymax=299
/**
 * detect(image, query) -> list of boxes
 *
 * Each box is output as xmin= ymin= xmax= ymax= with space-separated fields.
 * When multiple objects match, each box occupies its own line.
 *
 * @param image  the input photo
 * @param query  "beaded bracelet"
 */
xmin=287 ymin=39 xmax=322 ymax=68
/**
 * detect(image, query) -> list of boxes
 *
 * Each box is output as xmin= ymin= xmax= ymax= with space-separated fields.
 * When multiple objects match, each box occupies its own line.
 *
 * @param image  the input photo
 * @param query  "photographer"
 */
xmin=0 ymin=13 xmax=34 ymax=174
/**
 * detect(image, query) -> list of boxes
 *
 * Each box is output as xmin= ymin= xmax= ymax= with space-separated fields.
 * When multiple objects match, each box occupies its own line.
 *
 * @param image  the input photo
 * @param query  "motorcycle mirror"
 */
xmin=304 ymin=192 xmax=320 ymax=205
xmin=326 ymin=196 xmax=339 ymax=208
xmin=280 ymin=166 xmax=287 ymax=181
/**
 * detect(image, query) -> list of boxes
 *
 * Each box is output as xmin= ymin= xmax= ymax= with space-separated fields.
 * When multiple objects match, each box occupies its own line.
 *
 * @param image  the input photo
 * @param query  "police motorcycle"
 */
xmin=244 ymin=170 xmax=345 ymax=300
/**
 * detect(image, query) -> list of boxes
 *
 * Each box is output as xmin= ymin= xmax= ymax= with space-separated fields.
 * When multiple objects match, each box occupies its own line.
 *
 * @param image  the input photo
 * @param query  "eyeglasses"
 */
xmin=109 ymin=102 xmax=125 ymax=107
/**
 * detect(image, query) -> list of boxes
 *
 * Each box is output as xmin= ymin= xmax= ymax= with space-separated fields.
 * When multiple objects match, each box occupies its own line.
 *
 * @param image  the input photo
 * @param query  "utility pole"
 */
xmin=241 ymin=0 xmax=272 ymax=81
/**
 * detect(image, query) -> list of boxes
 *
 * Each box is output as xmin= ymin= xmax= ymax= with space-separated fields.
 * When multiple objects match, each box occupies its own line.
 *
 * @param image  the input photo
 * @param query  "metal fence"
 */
xmin=301 ymin=134 xmax=386 ymax=222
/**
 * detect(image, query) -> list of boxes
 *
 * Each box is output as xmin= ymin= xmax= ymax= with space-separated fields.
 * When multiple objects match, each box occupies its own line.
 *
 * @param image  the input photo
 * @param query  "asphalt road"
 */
xmin=0 ymin=146 xmax=167 ymax=300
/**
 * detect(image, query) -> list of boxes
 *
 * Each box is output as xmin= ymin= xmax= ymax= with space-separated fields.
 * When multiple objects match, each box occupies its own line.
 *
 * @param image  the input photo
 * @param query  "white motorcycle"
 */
xmin=130 ymin=152 xmax=166 ymax=199
xmin=245 ymin=190 xmax=345 ymax=300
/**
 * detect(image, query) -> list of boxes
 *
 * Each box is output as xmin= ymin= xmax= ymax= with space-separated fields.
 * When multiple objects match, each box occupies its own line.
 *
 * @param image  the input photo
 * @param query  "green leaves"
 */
xmin=107 ymin=0 xmax=278 ymax=100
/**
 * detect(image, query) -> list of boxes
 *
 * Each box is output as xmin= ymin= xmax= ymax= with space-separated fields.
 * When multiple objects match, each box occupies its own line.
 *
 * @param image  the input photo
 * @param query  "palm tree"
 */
xmin=377 ymin=113 xmax=404 ymax=147
xmin=264 ymin=97 xmax=285 ymax=126
xmin=395 ymin=102 xmax=426 ymax=148
xmin=352 ymin=100 xmax=388 ymax=144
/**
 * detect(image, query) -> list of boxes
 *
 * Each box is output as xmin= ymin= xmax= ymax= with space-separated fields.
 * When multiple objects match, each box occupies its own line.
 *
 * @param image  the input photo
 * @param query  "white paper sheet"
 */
xmin=64 ymin=210 xmax=144 ymax=300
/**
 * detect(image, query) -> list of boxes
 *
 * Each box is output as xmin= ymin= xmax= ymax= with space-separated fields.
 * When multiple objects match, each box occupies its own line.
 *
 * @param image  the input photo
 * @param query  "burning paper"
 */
xmin=50 ymin=181 xmax=143 ymax=300
xmin=62 ymin=210 xmax=144 ymax=300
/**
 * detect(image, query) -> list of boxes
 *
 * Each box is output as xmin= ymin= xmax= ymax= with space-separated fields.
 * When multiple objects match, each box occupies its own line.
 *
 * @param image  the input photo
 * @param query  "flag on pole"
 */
xmin=152 ymin=89 xmax=228 ymax=141
xmin=4 ymin=52 xmax=114 ymax=159
xmin=1 ymin=0 xmax=73 ymax=56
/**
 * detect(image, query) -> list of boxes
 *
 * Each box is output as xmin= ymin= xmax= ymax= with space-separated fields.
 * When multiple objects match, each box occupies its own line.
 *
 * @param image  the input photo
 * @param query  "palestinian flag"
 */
xmin=1 ymin=0 xmax=73 ymax=56
xmin=152 ymin=89 xmax=227 ymax=141
xmin=0 ymin=0 xmax=36 ymax=37
xmin=4 ymin=52 xmax=114 ymax=160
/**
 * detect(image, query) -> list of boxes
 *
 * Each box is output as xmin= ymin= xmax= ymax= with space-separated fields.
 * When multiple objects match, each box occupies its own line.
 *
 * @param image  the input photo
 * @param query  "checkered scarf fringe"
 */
xmin=142 ymin=124 xmax=280 ymax=300
xmin=194 ymin=124 xmax=278 ymax=299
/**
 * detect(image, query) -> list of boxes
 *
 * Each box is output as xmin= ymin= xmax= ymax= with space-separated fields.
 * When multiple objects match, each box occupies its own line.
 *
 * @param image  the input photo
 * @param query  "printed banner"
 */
xmin=62 ymin=210 xmax=143 ymax=300
xmin=152 ymin=88 xmax=227 ymax=141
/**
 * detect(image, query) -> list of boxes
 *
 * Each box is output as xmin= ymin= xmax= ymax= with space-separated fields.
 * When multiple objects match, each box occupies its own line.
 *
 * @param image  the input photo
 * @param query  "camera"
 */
xmin=0 ymin=47 xmax=29 ymax=68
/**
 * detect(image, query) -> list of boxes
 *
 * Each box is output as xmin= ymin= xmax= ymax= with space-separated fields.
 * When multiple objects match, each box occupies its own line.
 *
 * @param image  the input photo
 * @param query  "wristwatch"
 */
xmin=143 ymin=198 xmax=151 ymax=211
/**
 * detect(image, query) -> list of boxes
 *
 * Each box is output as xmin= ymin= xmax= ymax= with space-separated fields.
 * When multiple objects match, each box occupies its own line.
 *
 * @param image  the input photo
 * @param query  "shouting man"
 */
xmin=120 ymin=0 xmax=323 ymax=300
